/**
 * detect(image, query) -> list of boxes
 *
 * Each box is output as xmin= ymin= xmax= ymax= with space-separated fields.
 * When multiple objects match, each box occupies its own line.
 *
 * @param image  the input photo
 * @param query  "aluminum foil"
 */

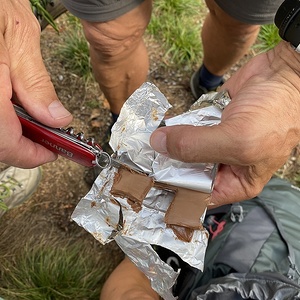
xmin=72 ymin=82 xmax=230 ymax=300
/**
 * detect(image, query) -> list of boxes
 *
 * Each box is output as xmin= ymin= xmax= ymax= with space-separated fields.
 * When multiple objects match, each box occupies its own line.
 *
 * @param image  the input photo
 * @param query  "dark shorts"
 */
xmin=60 ymin=0 xmax=145 ymax=22
xmin=60 ymin=0 xmax=283 ymax=25
xmin=215 ymin=0 xmax=284 ymax=24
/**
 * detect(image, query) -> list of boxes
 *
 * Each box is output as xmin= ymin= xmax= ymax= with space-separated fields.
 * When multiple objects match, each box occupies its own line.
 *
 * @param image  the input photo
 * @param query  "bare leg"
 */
xmin=81 ymin=0 xmax=152 ymax=115
xmin=100 ymin=256 xmax=160 ymax=300
xmin=202 ymin=0 xmax=260 ymax=76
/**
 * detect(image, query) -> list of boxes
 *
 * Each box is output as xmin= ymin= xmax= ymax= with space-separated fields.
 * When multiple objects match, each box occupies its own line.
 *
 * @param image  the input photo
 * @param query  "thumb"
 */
xmin=150 ymin=124 xmax=237 ymax=164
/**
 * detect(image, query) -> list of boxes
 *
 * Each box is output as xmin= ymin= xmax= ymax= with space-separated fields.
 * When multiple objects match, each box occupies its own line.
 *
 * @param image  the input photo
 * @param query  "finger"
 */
xmin=0 ymin=21 xmax=62 ymax=166
xmin=150 ymin=124 xmax=241 ymax=165
xmin=0 ymin=59 xmax=11 ymax=101
xmin=209 ymin=164 xmax=269 ymax=207
xmin=0 ymin=66 xmax=57 ymax=167
xmin=8 ymin=14 xmax=72 ymax=128
xmin=4 ymin=130 xmax=58 ymax=168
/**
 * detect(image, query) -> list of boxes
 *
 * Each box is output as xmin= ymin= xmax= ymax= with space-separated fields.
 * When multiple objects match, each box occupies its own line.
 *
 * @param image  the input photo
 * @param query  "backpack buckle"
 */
xmin=230 ymin=204 xmax=244 ymax=223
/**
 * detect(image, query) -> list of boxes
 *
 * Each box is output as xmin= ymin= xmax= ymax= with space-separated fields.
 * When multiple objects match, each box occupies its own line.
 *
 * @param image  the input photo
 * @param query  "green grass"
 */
xmin=147 ymin=0 xmax=205 ymax=67
xmin=294 ymin=174 xmax=300 ymax=187
xmin=255 ymin=24 xmax=281 ymax=52
xmin=57 ymin=14 xmax=93 ymax=82
xmin=30 ymin=0 xmax=59 ymax=31
xmin=0 ymin=240 xmax=109 ymax=300
xmin=0 ymin=184 xmax=8 ymax=210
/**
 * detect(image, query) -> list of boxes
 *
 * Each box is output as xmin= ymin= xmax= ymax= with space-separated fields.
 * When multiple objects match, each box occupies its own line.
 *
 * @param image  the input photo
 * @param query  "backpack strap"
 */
xmin=259 ymin=201 xmax=300 ymax=283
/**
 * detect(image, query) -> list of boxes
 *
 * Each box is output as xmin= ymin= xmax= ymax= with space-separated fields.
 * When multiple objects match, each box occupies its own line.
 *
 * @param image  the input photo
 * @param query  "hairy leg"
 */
xmin=202 ymin=0 xmax=260 ymax=76
xmin=81 ymin=0 xmax=152 ymax=115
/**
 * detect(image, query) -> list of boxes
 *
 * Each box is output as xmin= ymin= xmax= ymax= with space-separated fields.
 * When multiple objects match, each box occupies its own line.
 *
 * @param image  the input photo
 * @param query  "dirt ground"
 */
xmin=0 ymin=12 xmax=299 ymax=295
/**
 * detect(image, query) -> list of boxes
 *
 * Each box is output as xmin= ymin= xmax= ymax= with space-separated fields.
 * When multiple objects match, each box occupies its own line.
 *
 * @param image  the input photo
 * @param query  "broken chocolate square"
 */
xmin=111 ymin=167 xmax=154 ymax=204
xmin=164 ymin=187 xmax=209 ymax=230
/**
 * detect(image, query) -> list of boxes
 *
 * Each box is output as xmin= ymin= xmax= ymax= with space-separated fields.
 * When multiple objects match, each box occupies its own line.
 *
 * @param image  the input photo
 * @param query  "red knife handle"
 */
xmin=18 ymin=115 xmax=97 ymax=168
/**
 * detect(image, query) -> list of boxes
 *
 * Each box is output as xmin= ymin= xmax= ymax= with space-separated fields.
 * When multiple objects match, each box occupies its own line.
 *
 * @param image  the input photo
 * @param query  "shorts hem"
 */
xmin=61 ymin=0 xmax=145 ymax=22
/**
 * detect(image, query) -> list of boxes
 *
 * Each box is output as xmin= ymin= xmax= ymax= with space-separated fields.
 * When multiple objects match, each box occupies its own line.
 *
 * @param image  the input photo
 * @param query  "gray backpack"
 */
xmin=174 ymin=178 xmax=300 ymax=300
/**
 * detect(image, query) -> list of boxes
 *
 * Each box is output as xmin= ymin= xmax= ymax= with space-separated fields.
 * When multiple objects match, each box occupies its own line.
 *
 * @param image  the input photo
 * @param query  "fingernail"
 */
xmin=150 ymin=130 xmax=168 ymax=155
xmin=48 ymin=100 xmax=71 ymax=119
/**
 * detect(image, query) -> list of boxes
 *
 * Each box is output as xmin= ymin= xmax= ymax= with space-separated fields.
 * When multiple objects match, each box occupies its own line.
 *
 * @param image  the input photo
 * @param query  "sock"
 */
xmin=111 ymin=112 xmax=119 ymax=124
xmin=198 ymin=64 xmax=223 ymax=90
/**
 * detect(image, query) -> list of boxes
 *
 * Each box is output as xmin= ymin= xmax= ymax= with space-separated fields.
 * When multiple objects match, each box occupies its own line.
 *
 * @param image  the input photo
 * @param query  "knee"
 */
xmin=84 ymin=23 xmax=145 ymax=61
xmin=81 ymin=2 xmax=151 ymax=61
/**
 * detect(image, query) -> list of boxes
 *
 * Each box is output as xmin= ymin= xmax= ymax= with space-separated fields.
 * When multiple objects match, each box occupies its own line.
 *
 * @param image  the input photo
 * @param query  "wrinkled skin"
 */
xmin=0 ymin=0 xmax=72 ymax=168
xmin=150 ymin=41 xmax=300 ymax=207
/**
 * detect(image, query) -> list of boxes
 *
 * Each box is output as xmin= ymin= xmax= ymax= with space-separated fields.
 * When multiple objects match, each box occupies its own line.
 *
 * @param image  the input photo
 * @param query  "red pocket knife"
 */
xmin=14 ymin=104 xmax=112 ymax=168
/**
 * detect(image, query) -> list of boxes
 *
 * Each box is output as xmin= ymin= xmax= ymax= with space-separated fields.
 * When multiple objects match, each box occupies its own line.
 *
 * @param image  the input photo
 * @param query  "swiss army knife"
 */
xmin=14 ymin=104 xmax=113 ymax=168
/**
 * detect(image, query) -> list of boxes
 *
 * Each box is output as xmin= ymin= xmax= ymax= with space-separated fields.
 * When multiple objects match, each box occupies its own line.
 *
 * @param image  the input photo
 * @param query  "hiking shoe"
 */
xmin=190 ymin=69 xmax=224 ymax=100
xmin=0 ymin=166 xmax=42 ymax=218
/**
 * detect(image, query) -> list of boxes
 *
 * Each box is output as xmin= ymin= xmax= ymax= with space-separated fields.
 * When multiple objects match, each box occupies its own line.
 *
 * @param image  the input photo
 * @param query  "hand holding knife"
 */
xmin=14 ymin=104 xmax=114 ymax=169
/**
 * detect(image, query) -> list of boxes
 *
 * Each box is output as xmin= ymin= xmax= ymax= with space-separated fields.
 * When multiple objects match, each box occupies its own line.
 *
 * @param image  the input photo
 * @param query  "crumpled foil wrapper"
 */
xmin=72 ymin=83 xmax=230 ymax=300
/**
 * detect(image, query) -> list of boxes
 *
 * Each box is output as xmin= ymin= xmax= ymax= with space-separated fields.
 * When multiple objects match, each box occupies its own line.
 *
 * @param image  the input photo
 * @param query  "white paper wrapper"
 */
xmin=72 ymin=83 xmax=230 ymax=299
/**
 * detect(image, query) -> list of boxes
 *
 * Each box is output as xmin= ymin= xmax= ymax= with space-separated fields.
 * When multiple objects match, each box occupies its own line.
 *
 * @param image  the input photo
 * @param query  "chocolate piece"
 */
xmin=127 ymin=199 xmax=142 ymax=213
xmin=164 ymin=187 xmax=209 ymax=230
xmin=153 ymin=181 xmax=177 ymax=192
xmin=111 ymin=167 xmax=154 ymax=204
xmin=110 ymin=166 xmax=209 ymax=242
xmin=167 ymin=224 xmax=194 ymax=243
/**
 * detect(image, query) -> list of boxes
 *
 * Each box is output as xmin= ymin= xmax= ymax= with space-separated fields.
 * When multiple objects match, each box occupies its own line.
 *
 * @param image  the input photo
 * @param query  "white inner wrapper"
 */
xmin=72 ymin=82 xmax=229 ymax=300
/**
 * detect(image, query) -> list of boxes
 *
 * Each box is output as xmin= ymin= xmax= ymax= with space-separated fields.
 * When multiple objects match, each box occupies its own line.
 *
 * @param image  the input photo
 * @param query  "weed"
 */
xmin=58 ymin=14 xmax=93 ymax=82
xmin=148 ymin=0 xmax=205 ymax=67
xmin=30 ymin=0 xmax=59 ymax=31
xmin=255 ymin=24 xmax=281 ymax=52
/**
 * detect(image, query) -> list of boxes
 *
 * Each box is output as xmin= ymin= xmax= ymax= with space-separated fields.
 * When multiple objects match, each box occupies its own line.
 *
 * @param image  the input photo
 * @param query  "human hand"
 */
xmin=150 ymin=41 xmax=300 ymax=206
xmin=0 ymin=0 xmax=72 ymax=168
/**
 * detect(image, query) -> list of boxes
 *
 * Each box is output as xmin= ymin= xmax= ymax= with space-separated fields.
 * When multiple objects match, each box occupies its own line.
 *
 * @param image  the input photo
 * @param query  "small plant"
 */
xmin=0 ymin=183 xmax=8 ymax=211
xmin=147 ymin=0 xmax=205 ymax=67
xmin=58 ymin=14 xmax=93 ymax=81
xmin=255 ymin=24 xmax=281 ymax=52
xmin=30 ymin=0 xmax=59 ymax=31
xmin=0 ymin=239 xmax=110 ymax=300
xmin=0 ymin=176 xmax=23 ymax=212
xmin=0 ymin=200 xmax=7 ymax=211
